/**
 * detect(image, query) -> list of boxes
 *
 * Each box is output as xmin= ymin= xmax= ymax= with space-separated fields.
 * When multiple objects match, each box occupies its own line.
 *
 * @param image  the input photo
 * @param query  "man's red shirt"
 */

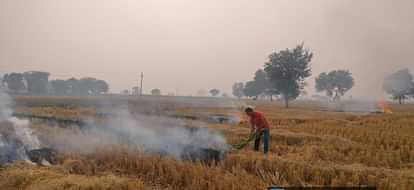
xmin=249 ymin=112 xmax=270 ymax=130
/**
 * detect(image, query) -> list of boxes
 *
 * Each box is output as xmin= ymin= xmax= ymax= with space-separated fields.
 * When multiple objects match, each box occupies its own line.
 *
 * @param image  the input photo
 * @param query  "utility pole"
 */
xmin=140 ymin=72 xmax=144 ymax=96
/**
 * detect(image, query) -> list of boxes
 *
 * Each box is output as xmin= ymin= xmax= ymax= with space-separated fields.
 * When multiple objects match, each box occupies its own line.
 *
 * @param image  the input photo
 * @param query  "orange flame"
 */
xmin=378 ymin=100 xmax=393 ymax=114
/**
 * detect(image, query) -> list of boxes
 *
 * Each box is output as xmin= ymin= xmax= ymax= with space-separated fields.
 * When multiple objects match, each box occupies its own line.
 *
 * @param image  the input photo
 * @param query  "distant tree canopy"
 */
xmin=50 ymin=79 xmax=68 ymax=95
xmin=209 ymin=89 xmax=220 ymax=97
xmin=264 ymin=44 xmax=313 ymax=108
xmin=23 ymin=71 xmax=50 ymax=95
xmin=2 ymin=71 xmax=109 ymax=96
xmin=62 ymin=78 xmax=108 ymax=96
xmin=81 ymin=78 xmax=109 ymax=95
xmin=2 ymin=73 xmax=26 ymax=93
xmin=243 ymin=69 xmax=270 ymax=99
xmin=232 ymin=82 xmax=244 ymax=99
xmin=383 ymin=69 xmax=414 ymax=104
xmin=151 ymin=88 xmax=161 ymax=96
xmin=315 ymin=70 xmax=354 ymax=101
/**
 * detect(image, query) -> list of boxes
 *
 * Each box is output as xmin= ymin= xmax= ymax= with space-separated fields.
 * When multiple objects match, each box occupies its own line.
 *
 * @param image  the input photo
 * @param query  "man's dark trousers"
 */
xmin=254 ymin=128 xmax=269 ymax=154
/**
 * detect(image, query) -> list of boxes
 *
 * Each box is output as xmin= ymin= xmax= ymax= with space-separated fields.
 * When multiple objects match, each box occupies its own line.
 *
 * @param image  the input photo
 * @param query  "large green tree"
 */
xmin=383 ymin=69 xmax=413 ymax=104
xmin=264 ymin=44 xmax=313 ymax=108
xmin=315 ymin=70 xmax=354 ymax=101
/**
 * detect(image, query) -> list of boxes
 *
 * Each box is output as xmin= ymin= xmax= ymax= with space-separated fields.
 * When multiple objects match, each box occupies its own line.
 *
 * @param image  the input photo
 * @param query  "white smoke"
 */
xmin=9 ymin=117 xmax=40 ymax=150
xmin=0 ymin=87 xmax=229 ymax=162
xmin=0 ymin=88 xmax=40 ymax=164
xmin=39 ymin=109 xmax=229 ymax=160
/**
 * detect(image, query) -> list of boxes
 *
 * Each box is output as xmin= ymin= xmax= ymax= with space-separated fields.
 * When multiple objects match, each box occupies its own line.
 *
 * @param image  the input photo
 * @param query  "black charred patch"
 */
xmin=181 ymin=145 xmax=225 ymax=163
xmin=27 ymin=148 xmax=58 ymax=165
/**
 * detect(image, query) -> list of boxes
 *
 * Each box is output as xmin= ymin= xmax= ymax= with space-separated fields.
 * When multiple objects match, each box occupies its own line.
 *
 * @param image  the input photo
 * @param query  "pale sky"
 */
xmin=1 ymin=0 xmax=413 ymax=97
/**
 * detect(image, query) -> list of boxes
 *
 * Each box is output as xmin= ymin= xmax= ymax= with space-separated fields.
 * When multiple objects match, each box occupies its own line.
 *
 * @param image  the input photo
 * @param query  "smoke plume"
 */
xmin=37 ymin=109 xmax=229 ymax=160
xmin=0 ymin=88 xmax=40 ymax=165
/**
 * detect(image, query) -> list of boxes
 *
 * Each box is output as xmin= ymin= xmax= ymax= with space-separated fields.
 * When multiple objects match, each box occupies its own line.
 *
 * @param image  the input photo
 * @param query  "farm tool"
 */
xmin=232 ymin=132 xmax=259 ymax=150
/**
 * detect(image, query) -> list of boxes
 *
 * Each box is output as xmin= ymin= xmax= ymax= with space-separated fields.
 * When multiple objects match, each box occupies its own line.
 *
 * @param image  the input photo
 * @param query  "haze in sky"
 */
xmin=1 ymin=0 xmax=413 ymax=98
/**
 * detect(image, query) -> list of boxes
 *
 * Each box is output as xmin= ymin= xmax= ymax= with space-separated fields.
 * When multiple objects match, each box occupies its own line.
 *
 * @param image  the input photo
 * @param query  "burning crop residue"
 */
xmin=36 ymin=109 xmax=230 ymax=162
xmin=377 ymin=100 xmax=393 ymax=114
xmin=317 ymin=99 xmax=396 ymax=114
xmin=0 ymin=88 xmax=229 ymax=165
xmin=106 ymin=112 xmax=231 ymax=161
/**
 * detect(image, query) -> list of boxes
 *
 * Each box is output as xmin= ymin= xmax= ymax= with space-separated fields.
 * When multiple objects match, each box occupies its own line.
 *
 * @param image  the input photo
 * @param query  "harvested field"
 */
xmin=1 ymin=96 xmax=413 ymax=190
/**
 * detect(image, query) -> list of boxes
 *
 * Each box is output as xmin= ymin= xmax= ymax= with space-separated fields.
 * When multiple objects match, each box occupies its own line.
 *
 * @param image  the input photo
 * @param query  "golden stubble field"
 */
xmin=1 ymin=96 xmax=413 ymax=190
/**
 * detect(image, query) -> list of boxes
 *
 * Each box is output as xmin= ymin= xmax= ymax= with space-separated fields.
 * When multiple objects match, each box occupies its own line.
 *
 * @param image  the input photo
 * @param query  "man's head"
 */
xmin=245 ymin=107 xmax=254 ymax=116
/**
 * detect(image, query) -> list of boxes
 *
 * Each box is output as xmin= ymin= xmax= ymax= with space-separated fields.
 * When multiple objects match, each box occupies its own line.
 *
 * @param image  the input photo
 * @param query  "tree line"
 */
xmin=232 ymin=43 xmax=357 ymax=108
xmin=232 ymin=43 xmax=414 ymax=106
xmin=1 ymin=71 xmax=109 ymax=96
